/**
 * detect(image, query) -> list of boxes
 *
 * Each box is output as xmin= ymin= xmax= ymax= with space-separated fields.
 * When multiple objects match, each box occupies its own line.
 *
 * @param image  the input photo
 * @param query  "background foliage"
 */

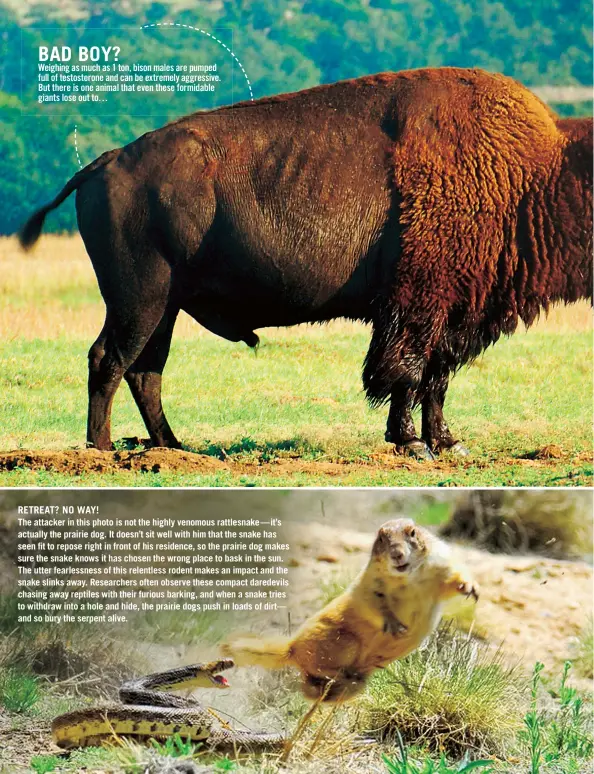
xmin=0 ymin=0 xmax=592 ymax=235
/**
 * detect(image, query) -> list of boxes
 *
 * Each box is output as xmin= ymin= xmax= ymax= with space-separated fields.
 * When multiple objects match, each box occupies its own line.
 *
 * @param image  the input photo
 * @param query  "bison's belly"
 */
xmin=186 ymin=169 xmax=394 ymax=328
xmin=192 ymin=232 xmax=383 ymax=328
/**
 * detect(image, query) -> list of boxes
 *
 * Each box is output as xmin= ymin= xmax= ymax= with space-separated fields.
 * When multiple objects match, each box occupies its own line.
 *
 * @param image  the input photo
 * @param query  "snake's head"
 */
xmin=206 ymin=658 xmax=234 ymax=689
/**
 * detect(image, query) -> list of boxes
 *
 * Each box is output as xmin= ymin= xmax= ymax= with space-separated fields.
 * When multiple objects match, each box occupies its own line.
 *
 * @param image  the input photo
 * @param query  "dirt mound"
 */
xmin=0 ymin=447 xmax=581 ymax=479
xmin=521 ymin=444 xmax=565 ymax=460
xmin=0 ymin=448 xmax=227 ymax=475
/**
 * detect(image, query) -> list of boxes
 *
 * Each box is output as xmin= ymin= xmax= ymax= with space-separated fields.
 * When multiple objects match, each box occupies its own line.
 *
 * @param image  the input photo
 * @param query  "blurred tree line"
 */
xmin=0 ymin=0 xmax=592 ymax=235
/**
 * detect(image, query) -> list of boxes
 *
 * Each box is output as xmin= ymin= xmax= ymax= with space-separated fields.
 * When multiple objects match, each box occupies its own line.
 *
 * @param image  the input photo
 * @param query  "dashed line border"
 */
xmin=141 ymin=23 xmax=254 ymax=102
xmin=73 ymin=24 xmax=253 ymax=169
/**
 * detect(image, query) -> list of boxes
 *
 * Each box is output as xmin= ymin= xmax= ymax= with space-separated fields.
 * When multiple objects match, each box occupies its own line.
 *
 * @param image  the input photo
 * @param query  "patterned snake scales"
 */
xmin=52 ymin=659 xmax=286 ymax=753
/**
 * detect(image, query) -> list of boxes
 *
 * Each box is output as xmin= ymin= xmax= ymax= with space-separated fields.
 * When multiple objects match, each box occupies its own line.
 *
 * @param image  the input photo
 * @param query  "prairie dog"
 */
xmin=222 ymin=519 xmax=478 ymax=702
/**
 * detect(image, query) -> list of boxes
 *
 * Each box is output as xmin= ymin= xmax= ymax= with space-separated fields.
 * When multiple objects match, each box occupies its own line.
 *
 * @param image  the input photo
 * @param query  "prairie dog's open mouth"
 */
xmin=393 ymin=562 xmax=410 ymax=572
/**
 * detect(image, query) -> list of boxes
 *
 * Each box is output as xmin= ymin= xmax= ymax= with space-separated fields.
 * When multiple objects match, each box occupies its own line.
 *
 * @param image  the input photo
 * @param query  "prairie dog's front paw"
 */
xmin=457 ymin=580 xmax=479 ymax=602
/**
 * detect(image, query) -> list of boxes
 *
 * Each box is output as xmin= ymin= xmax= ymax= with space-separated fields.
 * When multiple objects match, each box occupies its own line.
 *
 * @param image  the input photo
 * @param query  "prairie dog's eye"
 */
xmin=410 ymin=528 xmax=416 ymax=538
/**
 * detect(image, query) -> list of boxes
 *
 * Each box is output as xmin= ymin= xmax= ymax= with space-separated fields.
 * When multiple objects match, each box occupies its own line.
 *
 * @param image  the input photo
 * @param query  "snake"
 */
xmin=52 ymin=658 xmax=287 ymax=753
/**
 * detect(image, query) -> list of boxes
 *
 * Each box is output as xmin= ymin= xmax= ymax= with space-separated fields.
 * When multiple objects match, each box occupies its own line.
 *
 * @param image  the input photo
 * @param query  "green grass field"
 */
xmin=0 ymin=236 xmax=591 ymax=487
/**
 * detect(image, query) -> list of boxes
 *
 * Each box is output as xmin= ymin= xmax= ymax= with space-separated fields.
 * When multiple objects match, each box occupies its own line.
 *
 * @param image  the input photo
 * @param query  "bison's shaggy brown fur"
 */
xmin=365 ymin=71 xmax=592 ymax=401
xmin=19 ymin=68 xmax=593 ymax=457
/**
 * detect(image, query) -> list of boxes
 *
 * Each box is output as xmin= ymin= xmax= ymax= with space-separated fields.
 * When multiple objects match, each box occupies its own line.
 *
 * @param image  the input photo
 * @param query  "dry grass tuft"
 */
xmin=350 ymin=624 xmax=526 ymax=758
xmin=237 ymin=665 xmax=376 ymax=769
xmin=570 ymin=618 xmax=593 ymax=680
xmin=441 ymin=491 xmax=593 ymax=559
xmin=1 ymin=234 xmax=591 ymax=340
xmin=0 ymin=594 xmax=137 ymax=697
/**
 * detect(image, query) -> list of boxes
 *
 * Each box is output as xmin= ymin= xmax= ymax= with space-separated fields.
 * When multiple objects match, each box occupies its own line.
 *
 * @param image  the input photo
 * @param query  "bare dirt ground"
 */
xmin=0 ymin=446 xmax=587 ymax=479
xmin=1 ymin=519 xmax=591 ymax=772
xmin=0 ymin=448 xmax=227 ymax=476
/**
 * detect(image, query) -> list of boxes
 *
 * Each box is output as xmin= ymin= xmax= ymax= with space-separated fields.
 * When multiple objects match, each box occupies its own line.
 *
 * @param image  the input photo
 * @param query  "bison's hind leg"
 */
xmin=87 ymin=325 xmax=118 ymax=451
xmin=124 ymin=306 xmax=181 ymax=449
xmin=87 ymin=317 xmax=150 ymax=451
xmin=87 ymin=290 xmax=174 ymax=451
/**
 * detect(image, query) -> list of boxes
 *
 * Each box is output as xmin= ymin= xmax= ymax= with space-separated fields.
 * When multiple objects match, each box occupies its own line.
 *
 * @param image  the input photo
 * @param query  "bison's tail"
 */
xmin=19 ymin=206 xmax=53 ymax=250
xmin=18 ymin=148 xmax=118 ymax=251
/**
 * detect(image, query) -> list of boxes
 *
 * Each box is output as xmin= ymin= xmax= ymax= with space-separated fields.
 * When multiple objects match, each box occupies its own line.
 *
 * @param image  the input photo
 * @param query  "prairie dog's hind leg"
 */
xmin=291 ymin=628 xmax=360 ymax=678
xmin=302 ymin=670 xmax=369 ymax=702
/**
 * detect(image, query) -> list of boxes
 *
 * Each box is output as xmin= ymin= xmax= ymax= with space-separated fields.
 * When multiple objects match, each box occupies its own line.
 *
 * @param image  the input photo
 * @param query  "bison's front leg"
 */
xmin=385 ymin=387 xmax=435 ymax=461
xmin=420 ymin=363 xmax=469 ymax=456
xmin=363 ymin=316 xmax=434 ymax=461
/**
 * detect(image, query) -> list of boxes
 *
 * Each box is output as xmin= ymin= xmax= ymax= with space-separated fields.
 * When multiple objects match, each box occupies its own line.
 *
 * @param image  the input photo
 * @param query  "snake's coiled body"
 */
xmin=52 ymin=659 xmax=286 ymax=753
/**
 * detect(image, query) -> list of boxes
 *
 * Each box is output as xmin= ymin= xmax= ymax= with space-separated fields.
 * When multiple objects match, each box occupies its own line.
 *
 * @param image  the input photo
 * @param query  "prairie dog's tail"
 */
xmin=222 ymin=635 xmax=292 ymax=671
xmin=18 ymin=148 xmax=118 ymax=250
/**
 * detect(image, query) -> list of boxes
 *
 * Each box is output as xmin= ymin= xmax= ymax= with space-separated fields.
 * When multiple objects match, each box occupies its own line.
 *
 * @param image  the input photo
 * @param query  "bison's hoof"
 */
xmin=448 ymin=442 xmax=470 ymax=457
xmin=400 ymin=440 xmax=435 ymax=461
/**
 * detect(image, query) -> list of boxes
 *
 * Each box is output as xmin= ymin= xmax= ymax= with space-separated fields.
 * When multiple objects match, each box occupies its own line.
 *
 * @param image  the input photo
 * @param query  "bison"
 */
xmin=19 ymin=67 xmax=593 ymax=458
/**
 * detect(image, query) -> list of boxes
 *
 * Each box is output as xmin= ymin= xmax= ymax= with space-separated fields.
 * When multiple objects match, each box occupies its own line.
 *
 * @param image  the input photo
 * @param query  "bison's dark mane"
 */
xmin=364 ymin=111 xmax=593 ymax=408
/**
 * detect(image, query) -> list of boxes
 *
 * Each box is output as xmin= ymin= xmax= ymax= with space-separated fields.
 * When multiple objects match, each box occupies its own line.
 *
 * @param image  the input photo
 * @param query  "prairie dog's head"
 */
xmin=371 ymin=519 xmax=430 ymax=575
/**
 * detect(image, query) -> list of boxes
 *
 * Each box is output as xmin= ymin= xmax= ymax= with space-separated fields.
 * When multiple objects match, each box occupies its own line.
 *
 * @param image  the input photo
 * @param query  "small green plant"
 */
xmin=545 ymin=661 xmax=593 ymax=762
xmin=214 ymin=758 xmax=239 ymax=771
xmin=383 ymin=731 xmax=494 ymax=773
xmin=520 ymin=661 xmax=545 ymax=774
xmin=0 ymin=668 xmax=39 ymax=712
xmin=29 ymin=755 xmax=60 ymax=774
xmin=519 ymin=660 xmax=593 ymax=773
xmin=149 ymin=733 xmax=197 ymax=758
xmin=113 ymin=437 xmax=146 ymax=452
